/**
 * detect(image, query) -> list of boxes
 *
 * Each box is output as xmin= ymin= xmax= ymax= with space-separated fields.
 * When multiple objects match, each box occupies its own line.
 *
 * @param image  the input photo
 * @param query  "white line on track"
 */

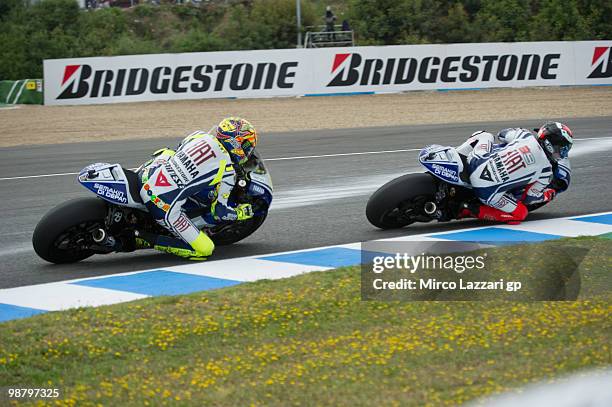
xmin=1 ymin=136 xmax=610 ymax=182
xmin=0 ymin=149 xmax=421 ymax=181
xmin=0 ymin=244 xmax=33 ymax=256
xmin=270 ymin=171 xmax=417 ymax=210
xmin=265 ymin=148 xmax=420 ymax=162
xmin=0 ymin=171 xmax=83 ymax=181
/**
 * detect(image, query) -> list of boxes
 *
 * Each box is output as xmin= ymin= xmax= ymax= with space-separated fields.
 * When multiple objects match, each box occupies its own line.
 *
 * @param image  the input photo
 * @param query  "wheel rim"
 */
xmin=53 ymin=221 xmax=101 ymax=256
xmin=379 ymin=196 xmax=429 ymax=226
xmin=380 ymin=207 xmax=413 ymax=226
xmin=211 ymin=218 xmax=257 ymax=238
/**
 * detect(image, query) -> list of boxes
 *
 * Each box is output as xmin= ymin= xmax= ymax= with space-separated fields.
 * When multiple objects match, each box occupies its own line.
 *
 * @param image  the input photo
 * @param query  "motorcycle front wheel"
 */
xmin=209 ymin=213 xmax=268 ymax=246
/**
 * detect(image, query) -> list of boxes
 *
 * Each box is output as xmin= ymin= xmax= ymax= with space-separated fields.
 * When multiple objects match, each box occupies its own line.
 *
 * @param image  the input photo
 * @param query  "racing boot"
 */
xmin=135 ymin=237 xmax=151 ymax=250
xmin=184 ymin=231 xmax=215 ymax=261
xmin=153 ymin=245 xmax=208 ymax=261
xmin=461 ymin=202 xmax=528 ymax=224
xmin=457 ymin=201 xmax=480 ymax=219
xmin=139 ymin=232 xmax=214 ymax=261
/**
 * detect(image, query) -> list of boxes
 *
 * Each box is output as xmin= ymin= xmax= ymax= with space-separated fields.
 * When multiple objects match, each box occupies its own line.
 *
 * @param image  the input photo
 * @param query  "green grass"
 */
xmin=0 ymin=237 xmax=610 ymax=406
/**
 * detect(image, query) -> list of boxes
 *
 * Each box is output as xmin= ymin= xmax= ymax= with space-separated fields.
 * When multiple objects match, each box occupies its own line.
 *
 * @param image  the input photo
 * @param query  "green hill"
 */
xmin=0 ymin=1 xmax=610 ymax=79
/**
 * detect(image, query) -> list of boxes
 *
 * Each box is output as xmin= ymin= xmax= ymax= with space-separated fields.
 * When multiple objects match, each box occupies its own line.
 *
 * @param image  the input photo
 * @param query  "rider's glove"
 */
xmin=542 ymin=188 xmax=556 ymax=203
xmin=235 ymin=203 xmax=254 ymax=221
xmin=211 ymin=202 xmax=254 ymax=221
xmin=522 ymin=184 xmax=556 ymax=205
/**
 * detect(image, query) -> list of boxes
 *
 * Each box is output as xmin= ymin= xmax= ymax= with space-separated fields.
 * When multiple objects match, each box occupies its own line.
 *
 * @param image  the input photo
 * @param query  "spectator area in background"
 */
xmin=2 ymin=1 xmax=610 ymax=82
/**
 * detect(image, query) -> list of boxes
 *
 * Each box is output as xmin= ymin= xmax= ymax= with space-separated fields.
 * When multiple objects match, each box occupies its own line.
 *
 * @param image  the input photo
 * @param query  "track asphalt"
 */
xmin=1 ymin=116 xmax=610 ymax=288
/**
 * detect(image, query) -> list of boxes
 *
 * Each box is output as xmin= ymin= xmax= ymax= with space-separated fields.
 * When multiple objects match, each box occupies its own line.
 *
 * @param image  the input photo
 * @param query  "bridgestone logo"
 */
xmin=58 ymin=62 xmax=299 ymax=100
xmin=328 ymin=53 xmax=561 ymax=86
xmin=588 ymin=46 xmax=612 ymax=79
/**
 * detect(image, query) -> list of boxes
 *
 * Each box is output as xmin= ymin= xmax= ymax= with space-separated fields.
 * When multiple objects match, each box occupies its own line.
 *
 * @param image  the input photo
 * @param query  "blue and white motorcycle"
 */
xmin=366 ymin=144 xmax=558 ymax=229
xmin=33 ymin=150 xmax=273 ymax=264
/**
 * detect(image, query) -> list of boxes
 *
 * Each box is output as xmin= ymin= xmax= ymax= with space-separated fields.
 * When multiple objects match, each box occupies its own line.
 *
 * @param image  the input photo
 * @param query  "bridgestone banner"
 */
xmin=44 ymin=41 xmax=612 ymax=105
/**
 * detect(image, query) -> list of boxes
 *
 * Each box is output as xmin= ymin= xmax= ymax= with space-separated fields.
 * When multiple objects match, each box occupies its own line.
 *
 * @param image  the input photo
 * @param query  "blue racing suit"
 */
xmin=138 ymin=131 xmax=251 ymax=258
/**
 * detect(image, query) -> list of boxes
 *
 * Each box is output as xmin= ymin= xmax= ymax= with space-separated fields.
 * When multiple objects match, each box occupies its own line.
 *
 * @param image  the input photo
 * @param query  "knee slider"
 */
xmin=191 ymin=232 xmax=215 ymax=257
xmin=511 ymin=202 xmax=528 ymax=221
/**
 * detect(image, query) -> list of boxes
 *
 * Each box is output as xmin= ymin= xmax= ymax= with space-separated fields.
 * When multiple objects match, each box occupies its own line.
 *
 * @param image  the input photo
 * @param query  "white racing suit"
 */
xmin=138 ymin=131 xmax=251 ymax=258
xmin=456 ymin=128 xmax=571 ymax=222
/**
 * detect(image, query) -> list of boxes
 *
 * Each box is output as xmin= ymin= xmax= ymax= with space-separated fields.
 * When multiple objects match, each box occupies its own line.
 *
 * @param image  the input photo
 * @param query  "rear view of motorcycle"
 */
xmin=32 ymin=150 xmax=273 ymax=264
xmin=366 ymin=145 xmax=472 ymax=229
xmin=366 ymin=144 xmax=551 ymax=229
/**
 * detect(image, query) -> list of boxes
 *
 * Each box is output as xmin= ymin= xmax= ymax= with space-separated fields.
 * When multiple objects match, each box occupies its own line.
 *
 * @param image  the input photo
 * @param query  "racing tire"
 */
xmin=33 ymin=197 xmax=108 ymax=264
xmin=210 ymin=213 xmax=268 ymax=246
xmin=366 ymin=173 xmax=437 ymax=229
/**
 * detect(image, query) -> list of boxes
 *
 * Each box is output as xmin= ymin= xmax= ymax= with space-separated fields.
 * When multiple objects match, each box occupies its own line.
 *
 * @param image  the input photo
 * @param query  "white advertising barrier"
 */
xmin=43 ymin=49 xmax=312 ymax=105
xmin=44 ymin=41 xmax=612 ymax=105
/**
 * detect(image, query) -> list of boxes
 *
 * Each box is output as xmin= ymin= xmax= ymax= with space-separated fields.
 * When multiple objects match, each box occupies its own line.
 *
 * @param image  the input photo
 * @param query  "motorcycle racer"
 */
xmin=456 ymin=122 xmax=573 ymax=223
xmin=137 ymin=117 xmax=258 ymax=259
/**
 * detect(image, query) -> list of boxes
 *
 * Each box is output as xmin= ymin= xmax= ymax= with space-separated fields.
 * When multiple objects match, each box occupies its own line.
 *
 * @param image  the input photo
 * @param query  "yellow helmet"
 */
xmin=216 ymin=117 xmax=258 ymax=164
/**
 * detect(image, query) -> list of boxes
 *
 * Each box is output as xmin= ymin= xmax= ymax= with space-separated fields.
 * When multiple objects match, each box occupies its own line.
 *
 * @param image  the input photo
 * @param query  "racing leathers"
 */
xmin=456 ymin=128 xmax=571 ymax=222
xmin=138 ymin=131 xmax=253 ymax=259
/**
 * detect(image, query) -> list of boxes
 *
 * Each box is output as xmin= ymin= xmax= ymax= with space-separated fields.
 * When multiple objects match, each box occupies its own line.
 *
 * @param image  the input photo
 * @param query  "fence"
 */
xmin=43 ymin=41 xmax=612 ymax=105
xmin=0 ymin=79 xmax=44 ymax=105
xmin=304 ymin=30 xmax=354 ymax=48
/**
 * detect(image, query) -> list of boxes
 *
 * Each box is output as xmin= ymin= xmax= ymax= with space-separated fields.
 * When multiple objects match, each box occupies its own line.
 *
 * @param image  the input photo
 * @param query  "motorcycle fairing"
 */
xmin=248 ymin=172 xmax=273 ymax=207
xmin=78 ymin=163 xmax=146 ymax=210
xmin=419 ymin=145 xmax=471 ymax=188
xmin=186 ymin=165 xmax=273 ymax=218
xmin=185 ymin=150 xmax=274 ymax=225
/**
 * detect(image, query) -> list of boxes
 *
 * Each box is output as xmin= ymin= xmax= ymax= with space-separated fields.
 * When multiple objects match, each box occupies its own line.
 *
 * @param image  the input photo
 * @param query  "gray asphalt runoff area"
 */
xmin=1 ymin=117 xmax=610 ymax=288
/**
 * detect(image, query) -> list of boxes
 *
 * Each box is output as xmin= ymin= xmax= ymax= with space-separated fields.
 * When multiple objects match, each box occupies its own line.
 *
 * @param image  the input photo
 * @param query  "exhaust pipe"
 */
xmin=92 ymin=228 xmax=106 ymax=243
xmin=92 ymin=228 xmax=116 ymax=248
xmin=424 ymin=202 xmax=437 ymax=215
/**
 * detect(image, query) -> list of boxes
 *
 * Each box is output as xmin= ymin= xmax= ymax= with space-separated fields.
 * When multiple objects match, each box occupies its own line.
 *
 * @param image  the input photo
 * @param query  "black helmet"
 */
xmin=536 ymin=122 xmax=573 ymax=162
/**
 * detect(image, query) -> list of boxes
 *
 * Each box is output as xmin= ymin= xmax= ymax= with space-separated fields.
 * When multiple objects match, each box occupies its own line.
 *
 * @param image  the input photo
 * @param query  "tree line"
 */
xmin=1 ymin=0 xmax=610 ymax=80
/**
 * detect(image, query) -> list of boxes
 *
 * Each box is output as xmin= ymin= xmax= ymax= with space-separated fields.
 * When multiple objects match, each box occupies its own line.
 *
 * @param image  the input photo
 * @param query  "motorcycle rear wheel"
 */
xmin=366 ymin=173 xmax=437 ymax=229
xmin=33 ymin=197 xmax=107 ymax=264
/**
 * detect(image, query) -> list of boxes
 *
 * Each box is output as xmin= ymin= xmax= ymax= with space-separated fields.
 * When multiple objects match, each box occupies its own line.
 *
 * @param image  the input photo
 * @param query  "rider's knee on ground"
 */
xmin=191 ymin=232 xmax=215 ymax=257
xmin=511 ymin=202 xmax=528 ymax=221
xmin=476 ymin=201 xmax=528 ymax=222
